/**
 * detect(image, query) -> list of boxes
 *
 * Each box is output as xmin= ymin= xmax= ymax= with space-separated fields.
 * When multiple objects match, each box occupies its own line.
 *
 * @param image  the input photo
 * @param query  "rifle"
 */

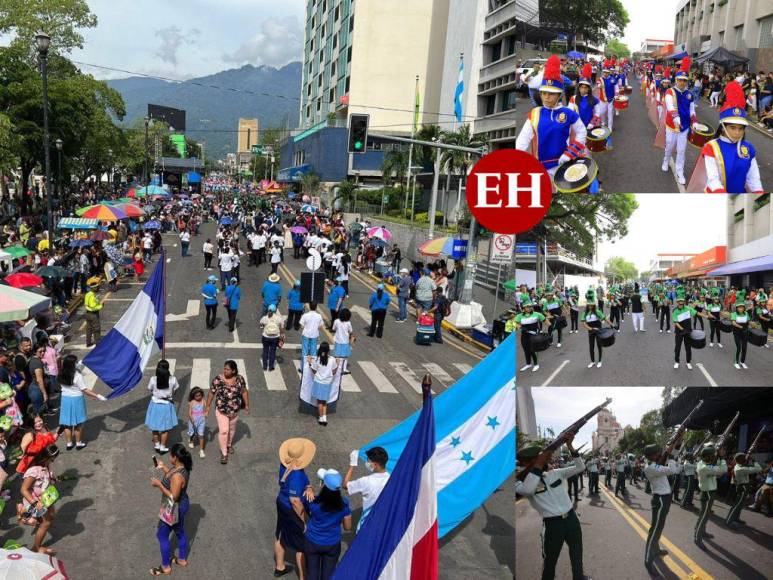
xmin=745 ymin=424 xmax=767 ymax=457
xmin=659 ymin=399 xmax=704 ymax=465
xmin=517 ymin=398 xmax=612 ymax=481
xmin=715 ymin=410 xmax=741 ymax=452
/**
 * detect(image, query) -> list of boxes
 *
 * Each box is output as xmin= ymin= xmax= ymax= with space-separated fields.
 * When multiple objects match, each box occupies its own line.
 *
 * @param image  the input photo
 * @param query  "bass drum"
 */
xmin=686 ymin=330 xmax=706 ymax=349
xmin=553 ymin=157 xmax=599 ymax=193
xmin=553 ymin=315 xmax=568 ymax=330
xmin=596 ymin=328 xmax=616 ymax=347
xmin=586 ymin=126 xmax=611 ymax=153
xmin=689 ymin=122 xmax=715 ymax=149
xmin=719 ymin=318 xmax=734 ymax=333
xmin=748 ymin=328 xmax=768 ymax=347
xmin=530 ymin=332 xmax=552 ymax=352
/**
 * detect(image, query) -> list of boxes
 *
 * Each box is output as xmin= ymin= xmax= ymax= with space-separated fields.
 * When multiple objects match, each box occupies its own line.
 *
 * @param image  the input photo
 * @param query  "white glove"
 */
xmin=558 ymin=154 xmax=570 ymax=166
xmin=97 ymin=394 xmax=107 ymax=402
xmin=350 ymin=449 xmax=359 ymax=467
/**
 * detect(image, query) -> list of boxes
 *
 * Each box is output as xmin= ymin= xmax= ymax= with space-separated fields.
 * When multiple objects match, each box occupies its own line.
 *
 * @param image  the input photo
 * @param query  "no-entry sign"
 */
xmin=490 ymin=233 xmax=515 ymax=264
xmin=466 ymin=149 xmax=551 ymax=234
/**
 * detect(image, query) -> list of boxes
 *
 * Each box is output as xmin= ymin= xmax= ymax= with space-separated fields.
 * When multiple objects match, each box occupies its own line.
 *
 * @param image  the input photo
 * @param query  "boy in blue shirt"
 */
xmin=201 ymin=275 xmax=219 ymax=330
xmin=286 ymin=280 xmax=304 ymax=331
xmin=327 ymin=277 xmax=346 ymax=330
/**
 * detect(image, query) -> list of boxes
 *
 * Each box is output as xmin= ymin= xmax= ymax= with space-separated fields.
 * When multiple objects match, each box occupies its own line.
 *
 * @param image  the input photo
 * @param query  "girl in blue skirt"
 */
xmin=144 ymin=360 xmax=180 ymax=454
xmin=57 ymin=355 xmax=106 ymax=450
xmin=332 ymin=308 xmax=355 ymax=376
xmin=310 ymin=342 xmax=337 ymax=426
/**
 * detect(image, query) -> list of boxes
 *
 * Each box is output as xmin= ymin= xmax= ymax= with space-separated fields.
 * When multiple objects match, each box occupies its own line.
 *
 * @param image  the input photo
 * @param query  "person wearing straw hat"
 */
xmin=262 ymin=272 xmax=283 ymax=316
xmin=516 ymin=55 xmax=588 ymax=178
xmin=274 ymin=437 xmax=316 ymax=579
xmin=662 ymin=58 xmax=697 ymax=185
xmin=686 ymin=80 xmax=764 ymax=193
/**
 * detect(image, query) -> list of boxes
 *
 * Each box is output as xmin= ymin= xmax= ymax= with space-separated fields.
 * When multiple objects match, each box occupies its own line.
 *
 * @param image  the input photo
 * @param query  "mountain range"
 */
xmin=106 ymin=62 xmax=303 ymax=160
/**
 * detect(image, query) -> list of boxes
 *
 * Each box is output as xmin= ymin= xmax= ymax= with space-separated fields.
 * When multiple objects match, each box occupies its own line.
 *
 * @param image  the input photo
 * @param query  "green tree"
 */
xmin=300 ymin=171 xmax=321 ymax=197
xmin=540 ymin=193 xmax=638 ymax=259
xmin=540 ymin=0 xmax=629 ymax=48
xmin=381 ymin=149 xmax=408 ymax=190
xmin=332 ymin=179 xmax=359 ymax=209
xmin=415 ymin=124 xmax=442 ymax=167
xmin=604 ymin=256 xmax=638 ymax=283
xmin=605 ymin=39 xmax=631 ymax=58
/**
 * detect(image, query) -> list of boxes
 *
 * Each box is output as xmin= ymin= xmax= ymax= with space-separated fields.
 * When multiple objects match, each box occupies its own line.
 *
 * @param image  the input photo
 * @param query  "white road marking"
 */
xmin=696 ymin=363 xmax=718 ymax=387
xmin=233 ymin=359 xmax=249 ymax=389
xmin=167 ymin=358 xmax=176 ymax=375
xmin=66 ymin=342 xmax=301 ymax=350
xmin=389 ymin=362 xmax=428 ymax=394
xmin=190 ymin=358 xmax=211 ymax=390
xmin=539 ymin=360 xmax=570 ymax=387
xmin=422 ymin=362 xmax=453 ymax=386
xmin=233 ymin=327 xmax=241 ymax=344
xmin=166 ymin=300 xmax=201 ymax=321
xmin=263 ymin=367 xmax=287 ymax=391
xmin=340 ymin=370 xmax=361 ymax=392
xmin=453 ymin=363 xmax=473 ymax=375
xmin=351 ymin=305 xmax=372 ymax=324
xmin=357 ymin=361 xmax=398 ymax=393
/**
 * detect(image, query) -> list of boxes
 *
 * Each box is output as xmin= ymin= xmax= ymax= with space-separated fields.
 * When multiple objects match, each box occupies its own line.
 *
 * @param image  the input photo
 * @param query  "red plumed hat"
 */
xmin=655 ymin=64 xmax=663 ymax=74
xmin=539 ymin=55 xmax=564 ymax=93
xmin=663 ymin=67 xmax=672 ymax=80
xmin=719 ymin=81 xmax=748 ymax=125
xmin=579 ymin=63 xmax=593 ymax=86
xmin=676 ymin=56 xmax=691 ymax=79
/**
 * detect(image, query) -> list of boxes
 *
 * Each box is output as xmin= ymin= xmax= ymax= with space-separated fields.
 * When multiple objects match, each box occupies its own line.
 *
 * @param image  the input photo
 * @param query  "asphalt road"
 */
xmin=516 ymin=79 xmax=772 ymax=193
xmin=3 ymin=226 xmax=514 ymax=579
xmin=518 ymin=306 xmax=773 ymax=387
xmin=516 ymin=475 xmax=773 ymax=580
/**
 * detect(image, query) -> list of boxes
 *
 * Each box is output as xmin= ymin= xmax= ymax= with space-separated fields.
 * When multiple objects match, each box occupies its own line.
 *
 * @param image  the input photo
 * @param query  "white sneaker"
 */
xmin=596 ymin=362 xmax=602 ymax=368
xmin=158 ymin=446 xmax=169 ymax=453
xmin=588 ymin=362 xmax=595 ymax=368
xmin=734 ymin=363 xmax=741 ymax=370
xmin=557 ymin=343 xmax=562 ymax=348
xmin=677 ymin=173 xmax=686 ymax=185
xmin=674 ymin=363 xmax=679 ymax=369
xmin=686 ymin=363 xmax=693 ymax=370
xmin=199 ymin=449 xmax=206 ymax=458
xmin=532 ymin=365 xmax=540 ymax=372
xmin=662 ymin=161 xmax=669 ymax=172
xmin=641 ymin=328 xmax=646 ymax=332
xmin=718 ymin=343 xmax=723 ymax=348
xmin=709 ymin=342 xmax=713 ymax=347
xmin=659 ymin=329 xmax=663 ymax=333
xmin=667 ymin=330 xmax=671 ymax=333
xmin=740 ymin=362 xmax=748 ymax=369
xmin=154 ymin=442 xmax=160 ymax=451
xmin=765 ymin=344 xmax=770 ymax=348
xmin=188 ymin=440 xmax=194 ymax=448
xmin=520 ymin=364 xmax=533 ymax=371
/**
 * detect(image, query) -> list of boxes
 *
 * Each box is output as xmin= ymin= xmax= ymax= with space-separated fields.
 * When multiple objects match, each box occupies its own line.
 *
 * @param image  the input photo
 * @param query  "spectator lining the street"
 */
xmin=57 ymin=354 xmax=106 ymax=450
xmin=304 ymin=469 xmax=352 ymax=580
xmin=206 ymin=360 xmax=250 ymax=465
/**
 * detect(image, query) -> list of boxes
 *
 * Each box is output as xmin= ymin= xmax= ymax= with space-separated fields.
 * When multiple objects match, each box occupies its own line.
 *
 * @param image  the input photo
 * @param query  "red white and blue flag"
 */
xmin=333 ymin=384 xmax=438 ymax=580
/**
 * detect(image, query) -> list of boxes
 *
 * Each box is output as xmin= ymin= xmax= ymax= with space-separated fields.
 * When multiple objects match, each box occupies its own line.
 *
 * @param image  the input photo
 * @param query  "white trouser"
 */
xmin=606 ymin=101 xmax=615 ymax=130
xmin=632 ymin=312 xmax=645 ymax=331
xmin=663 ymin=129 xmax=688 ymax=177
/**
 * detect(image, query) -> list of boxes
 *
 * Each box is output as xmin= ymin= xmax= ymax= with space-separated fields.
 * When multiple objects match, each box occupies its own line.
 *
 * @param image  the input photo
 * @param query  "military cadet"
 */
xmin=726 ymin=452 xmax=762 ymax=528
xmin=695 ymin=445 xmax=727 ymax=550
xmin=514 ymin=301 xmax=548 ymax=373
xmin=614 ymin=453 xmax=628 ymax=497
xmin=586 ymin=454 xmax=600 ymax=495
xmin=84 ymin=277 xmax=104 ymax=347
xmin=604 ymin=456 xmax=614 ymax=489
xmin=643 ymin=444 xmax=678 ymax=574
xmin=670 ymin=458 xmax=682 ymax=502
xmin=515 ymin=436 xmax=593 ymax=580
xmin=680 ymin=453 xmax=697 ymax=508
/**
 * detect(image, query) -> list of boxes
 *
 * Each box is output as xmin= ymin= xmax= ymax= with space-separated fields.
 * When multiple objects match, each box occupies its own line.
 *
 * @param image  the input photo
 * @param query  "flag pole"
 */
xmin=161 ymin=249 xmax=166 ymax=360
xmin=404 ymin=75 xmax=419 ymax=218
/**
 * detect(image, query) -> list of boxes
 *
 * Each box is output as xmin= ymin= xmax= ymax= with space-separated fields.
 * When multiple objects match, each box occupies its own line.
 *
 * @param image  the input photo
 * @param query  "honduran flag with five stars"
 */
xmin=356 ymin=332 xmax=515 ymax=539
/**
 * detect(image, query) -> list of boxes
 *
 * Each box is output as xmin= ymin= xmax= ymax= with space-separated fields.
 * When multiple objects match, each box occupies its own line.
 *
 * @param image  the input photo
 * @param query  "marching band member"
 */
xmin=596 ymin=59 xmax=619 ymax=130
xmin=569 ymin=64 xmax=602 ymax=128
xmin=513 ymin=301 xmax=548 ymax=373
xmin=516 ymin=55 xmax=588 ymax=178
xmin=686 ymin=81 xmax=764 ymax=193
xmin=661 ymin=58 xmax=697 ymax=185
xmin=730 ymin=303 xmax=750 ymax=370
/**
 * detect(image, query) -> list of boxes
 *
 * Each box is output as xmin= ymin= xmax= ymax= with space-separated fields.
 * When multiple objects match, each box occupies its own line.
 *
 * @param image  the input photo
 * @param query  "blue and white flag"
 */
xmin=83 ymin=258 xmax=165 ymax=399
xmin=453 ymin=56 xmax=464 ymax=123
xmin=361 ymin=332 xmax=515 ymax=537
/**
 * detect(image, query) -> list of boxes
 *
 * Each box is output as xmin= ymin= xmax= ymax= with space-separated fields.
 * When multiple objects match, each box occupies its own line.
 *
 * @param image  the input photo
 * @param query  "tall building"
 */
xmin=237 ymin=118 xmax=259 ymax=153
xmin=639 ymin=38 xmax=674 ymax=54
xmin=591 ymin=408 xmax=624 ymax=454
xmin=709 ymin=194 xmax=773 ymax=288
xmin=647 ymin=253 xmax=697 ymax=282
xmin=674 ymin=0 xmax=773 ymax=71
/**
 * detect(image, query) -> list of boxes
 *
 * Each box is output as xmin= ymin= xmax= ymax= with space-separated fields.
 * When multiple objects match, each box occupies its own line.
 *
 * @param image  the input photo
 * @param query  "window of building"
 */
xmin=328 ymin=88 xmax=335 ymax=103
xmin=502 ymin=89 xmax=516 ymax=111
xmin=733 ymin=208 xmax=744 ymax=223
xmin=331 ymin=61 xmax=336 ymax=77
xmin=753 ymin=193 xmax=770 ymax=212
xmin=347 ymin=46 xmax=352 ymax=63
xmin=349 ymin=15 xmax=354 ymax=32
xmin=318 ymin=74 xmax=323 ymax=87
xmin=333 ymin=33 xmax=337 ymax=49
xmin=335 ymin=5 xmax=340 ymax=21
xmin=760 ymin=16 xmax=773 ymax=48
xmin=316 ymin=100 xmax=321 ymax=112
xmin=505 ymin=36 xmax=516 ymax=57
xmin=735 ymin=25 xmax=744 ymax=50
xmin=490 ymin=42 xmax=502 ymax=63
xmin=345 ymin=76 xmax=350 ymax=93
xmin=485 ymin=95 xmax=496 ymax=115
xmin=306 ymin=105 xmax=311 ymax=119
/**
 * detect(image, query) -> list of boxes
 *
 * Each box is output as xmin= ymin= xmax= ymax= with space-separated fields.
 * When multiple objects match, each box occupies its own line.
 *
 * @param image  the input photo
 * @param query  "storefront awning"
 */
xmin=57 ymin=217 xmax=99 ymax=230
xmin=277 ymin=164 xmax=311 ymax=183
xmin=707 ymin=254 xmax=773 ymax=276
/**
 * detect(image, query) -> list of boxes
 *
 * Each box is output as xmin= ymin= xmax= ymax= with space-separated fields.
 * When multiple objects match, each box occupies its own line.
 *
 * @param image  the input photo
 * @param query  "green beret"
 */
xmin=644 ymin=444 xmax=660 ymax=456
xmin=517 ymin=444 xmax=542 ymax=460
xmin=700 ymin=446 xmax=716 ymax=459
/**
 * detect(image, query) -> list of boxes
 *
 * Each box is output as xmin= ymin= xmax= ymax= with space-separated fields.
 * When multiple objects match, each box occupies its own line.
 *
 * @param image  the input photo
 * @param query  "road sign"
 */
xmin=490 ymin=233 xmax=515 ymax=264
xmin=251 ymin=145 xmax=263 ymax=154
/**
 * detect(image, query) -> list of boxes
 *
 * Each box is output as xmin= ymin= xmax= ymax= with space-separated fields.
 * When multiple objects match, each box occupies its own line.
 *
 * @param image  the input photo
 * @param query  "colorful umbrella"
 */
xmin=113 ymin=203 xmax=145 ymax=217
xmin=80 ymin=204 xmax=128 ymax=221
xmin=0 ymin=546 xmax=69 ymax=579
xmin=143 ymin=220 xmax=161 ymax=230
xmin=3 ymin=246 xmax=30 ymax=258
xmin=68 ymin=239 xmax=93 ymax=248
xmin=219 ymin=217 xmax=233 ymax=226
xmin=136 ymin=185 xmax=167 ymax=196
xmin=418 ymin=237 xmax=456 ymax=257
xmin=126 ymin=188 xmax=137 ymax=198
xmin=301 ymin=204 xmax=318 ymax=213
xmin=290 ymin=226 xmax=308 ymax=234
xmin=366 ymin=226 xmax=392 ymax=241
xmin=4 ymin=272 xmax=44 ymax=288
xmin=89 ymin=230 xmax=112 ymax=241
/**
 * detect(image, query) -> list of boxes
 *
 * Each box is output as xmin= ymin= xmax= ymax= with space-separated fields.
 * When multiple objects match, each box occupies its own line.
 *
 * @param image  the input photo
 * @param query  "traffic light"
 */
xmin=348 ymin=114 xmax=369 ymax=153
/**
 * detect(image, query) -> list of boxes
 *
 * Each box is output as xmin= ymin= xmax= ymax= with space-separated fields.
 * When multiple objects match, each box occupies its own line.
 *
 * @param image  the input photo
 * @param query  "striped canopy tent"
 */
xmin=57 ymin=217 xmax=99 ymax=230
xmin=0 ymin=285 xmax=51 ymax=322
xmin=136 ymin=185 xmax=168 ymax=197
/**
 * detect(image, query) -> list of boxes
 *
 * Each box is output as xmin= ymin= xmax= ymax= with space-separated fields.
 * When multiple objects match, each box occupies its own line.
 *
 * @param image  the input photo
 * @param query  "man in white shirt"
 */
xmin=614 ymin=453 xmax=628 ymax=497
xmin=299 ymin=302 xmax=323 ymax=372
xmin=247 ymin=231 xmax=258 ymax=266
xmin=679 ymin=454 xmax=697 ymax=507
xmin=179 ymin=229 xmax=191 ymax=258
xmin=643 ymin=443 xmax=678 ymax=572
xmin=142 ymin=233 xmax=153 ymax=263
xmin=269 ymin=242 xmax=282 ymax=274
xmin=344 ymin=446 xmax=390 ymax=532
xmin=218 ymin=249 xmax=233 ymax=290
xmin=256 ymin=231 xmax=267 ymax=265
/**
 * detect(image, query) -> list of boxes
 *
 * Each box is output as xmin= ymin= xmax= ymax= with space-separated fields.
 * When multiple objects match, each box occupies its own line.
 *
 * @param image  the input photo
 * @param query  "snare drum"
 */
xmin=553 ymin=157 xmax=599 ymax=193
xmin=613 ymin=95 xmax=629 ymax=110
xmin=625 ymin=85 xmax=633 ymax=95
xmin=587 ymin=127 xmax=611 ymax=153
xmin=688 ymin=122 xmax=714 ymax=149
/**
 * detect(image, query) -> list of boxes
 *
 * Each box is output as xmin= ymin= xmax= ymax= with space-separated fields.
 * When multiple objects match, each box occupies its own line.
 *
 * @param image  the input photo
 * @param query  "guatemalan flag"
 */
xmin=83 ymin=258 xmax=165 ymax=399
xmin=361 ymin=332 xmax=515 ymax=538
xmin=333 ymin=381 xmax=438 ymax=580
xmin=453 ymin=55 xmax=464 ymax=123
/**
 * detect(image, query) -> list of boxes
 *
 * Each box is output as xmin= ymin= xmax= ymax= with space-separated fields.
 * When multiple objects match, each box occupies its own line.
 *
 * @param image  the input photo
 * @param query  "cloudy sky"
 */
xmin=596 ymin=194 xmax=728 ymax=273
xmin=621 ymin=0 xmax=681 ymax=52
xmin=530 ymin=387 xmax=666 ymax=449
xmin=69 ymin=0 xmax=306 ymax=80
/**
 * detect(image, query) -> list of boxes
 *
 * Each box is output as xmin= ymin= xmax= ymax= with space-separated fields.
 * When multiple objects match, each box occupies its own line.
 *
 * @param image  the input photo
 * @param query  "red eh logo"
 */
xmin=466 ymin=150 xmax=552 ymax=235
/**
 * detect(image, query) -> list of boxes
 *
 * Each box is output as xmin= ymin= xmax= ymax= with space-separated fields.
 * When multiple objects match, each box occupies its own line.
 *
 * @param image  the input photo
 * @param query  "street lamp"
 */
xmin=36 ymin=31 xmax=54 ymax=243
xmin=54 ymin=138 xmax=63 ymax=206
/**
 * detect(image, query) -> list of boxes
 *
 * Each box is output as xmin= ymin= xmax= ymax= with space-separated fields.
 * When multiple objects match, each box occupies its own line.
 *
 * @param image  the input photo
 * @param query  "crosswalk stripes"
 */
xmin=167 ymin=359 xmax=176 ymax=375
xmin=191 ymin=358 xmax=211 ymax=391
xmin=356 ymin=361 xmax=398 ymax=393
xmin=82 ymin=367 xmax=98 ymax=390
xmin=389 ymin=362 xmax=424 ymax=394
xmin=454 ymin=363 xmax=473 ymax=375
xmin=263 ymin=367 xmax=287 ymax=391
xmin=422 ymin=362 xmax=453 ymax=386
xmin=339 ymin=373 xmax=361 ymax=392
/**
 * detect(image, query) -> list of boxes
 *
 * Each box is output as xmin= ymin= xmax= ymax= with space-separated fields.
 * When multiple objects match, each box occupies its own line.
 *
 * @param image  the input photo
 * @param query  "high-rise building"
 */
xmin=237 ymin=118 xmax=259 ymax=153
xmin=674 ymin=0 xmax=773 ymax=71
xmin=591 ymin=408 xmax=624 ymax=454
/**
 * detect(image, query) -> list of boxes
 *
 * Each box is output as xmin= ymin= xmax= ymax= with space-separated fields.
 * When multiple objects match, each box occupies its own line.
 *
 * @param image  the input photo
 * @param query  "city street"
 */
xmin=519 ymin=307 xmax=773 ymax=387
xmin=516 ymin=78 xmax=773 ymax=192
xmin=6 ymin=227 xmax=513 ymax=579
xmin=516 ymin=478 xmax=773 ymax=579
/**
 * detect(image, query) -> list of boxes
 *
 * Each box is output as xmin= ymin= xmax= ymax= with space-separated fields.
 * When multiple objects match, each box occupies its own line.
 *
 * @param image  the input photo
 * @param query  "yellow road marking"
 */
xmin=600 ymin=486 xmax=713 ymax=580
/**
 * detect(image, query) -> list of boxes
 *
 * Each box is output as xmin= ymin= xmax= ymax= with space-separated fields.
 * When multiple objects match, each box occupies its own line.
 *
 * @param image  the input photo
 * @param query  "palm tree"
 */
xmin=415 ymin=124 xmax=442 ymax=167
xmin=381 ymin=149 xmax=408 ymax=189
xmin=299 ymin=171 xmax=321 ymax=197
xmin=332 ymin=179 xmax=358 ymax=211
xmin=438 ymin=124 xmax=486 ymax=226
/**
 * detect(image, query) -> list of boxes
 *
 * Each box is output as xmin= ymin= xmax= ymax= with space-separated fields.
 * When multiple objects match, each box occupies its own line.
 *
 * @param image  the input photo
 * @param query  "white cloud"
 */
xmin=223 ymin=16 xmax=303 ymax=67
xmin=154 ymin=26 xmax=201 ymax=67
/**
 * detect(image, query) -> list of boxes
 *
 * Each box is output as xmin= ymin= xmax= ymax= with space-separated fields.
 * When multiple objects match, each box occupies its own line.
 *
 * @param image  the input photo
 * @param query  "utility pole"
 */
xmin=404 ymin=74 xmax=419 ymax=217
xmin=428 ymin=145 xmax=442 ymax=239
xmin=36 ymin=32 xmax=54 ymax=241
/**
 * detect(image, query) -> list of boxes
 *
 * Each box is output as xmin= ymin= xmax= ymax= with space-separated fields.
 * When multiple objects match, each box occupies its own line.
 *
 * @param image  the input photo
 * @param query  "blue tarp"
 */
xmin=187 ymin=171 xmax=202 ymax=183
xmin=707 ymin=255 xmax=773 ymax=276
